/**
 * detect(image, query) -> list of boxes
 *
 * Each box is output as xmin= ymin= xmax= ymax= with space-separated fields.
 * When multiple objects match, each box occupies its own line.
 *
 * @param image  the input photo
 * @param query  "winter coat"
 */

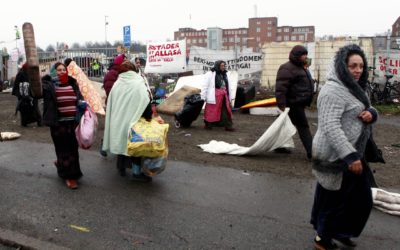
xmin=275 ymin=47 xmax=314 ymax=109
xmin=201 ymin=71 xmax=235 ymax=104
xmin=41 ymin=75 xmax=83 ymax=126
xmin=103 ymin=65 xmax=120 ymax=97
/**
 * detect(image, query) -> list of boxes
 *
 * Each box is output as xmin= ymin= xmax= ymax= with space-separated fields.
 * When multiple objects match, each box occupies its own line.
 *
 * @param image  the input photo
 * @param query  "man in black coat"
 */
xmin=275 ymin=45 xmax=314 ymax=159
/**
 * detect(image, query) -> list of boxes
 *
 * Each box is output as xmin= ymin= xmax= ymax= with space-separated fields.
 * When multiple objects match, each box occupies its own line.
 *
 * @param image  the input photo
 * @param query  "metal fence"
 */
xmin=260 ymin=39 xmax=400 ymax=89
xmin=38 ymin=48 xmax=122 ymax=78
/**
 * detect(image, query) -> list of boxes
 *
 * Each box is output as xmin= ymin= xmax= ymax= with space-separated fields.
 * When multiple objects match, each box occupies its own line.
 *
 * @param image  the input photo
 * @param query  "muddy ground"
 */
xmin=1 ymin=91 xmax=400 ymax=188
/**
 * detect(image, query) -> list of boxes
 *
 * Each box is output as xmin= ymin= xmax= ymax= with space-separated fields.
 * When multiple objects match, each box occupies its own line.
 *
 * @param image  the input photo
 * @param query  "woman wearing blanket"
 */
xmin=102 ymin=61 xmax=158 ymax=182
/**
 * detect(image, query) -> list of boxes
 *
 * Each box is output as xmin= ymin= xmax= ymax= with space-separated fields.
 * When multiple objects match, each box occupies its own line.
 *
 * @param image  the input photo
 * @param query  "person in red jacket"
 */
xmin=103 ymin=54 xmax=125 ymax=101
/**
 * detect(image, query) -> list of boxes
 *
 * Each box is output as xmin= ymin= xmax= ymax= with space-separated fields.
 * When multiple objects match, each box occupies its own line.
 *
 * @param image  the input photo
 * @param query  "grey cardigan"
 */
xmin=312 ymin=65 xmax=377 ymax=190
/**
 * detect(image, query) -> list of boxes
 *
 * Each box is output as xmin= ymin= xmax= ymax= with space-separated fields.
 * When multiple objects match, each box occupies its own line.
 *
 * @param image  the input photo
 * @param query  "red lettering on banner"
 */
xmin=153 ymin=49 xmax=182 ymax=57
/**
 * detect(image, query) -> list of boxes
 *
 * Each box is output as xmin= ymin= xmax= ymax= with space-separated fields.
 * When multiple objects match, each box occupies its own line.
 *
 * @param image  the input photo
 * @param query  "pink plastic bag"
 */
xmin=75 ymin=106 xmax=98 ymax=149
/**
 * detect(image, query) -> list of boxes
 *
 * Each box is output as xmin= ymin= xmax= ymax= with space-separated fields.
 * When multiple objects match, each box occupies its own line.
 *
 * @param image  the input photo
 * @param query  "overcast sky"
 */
xmin=1 ymin=0 xmax=399 ymax=50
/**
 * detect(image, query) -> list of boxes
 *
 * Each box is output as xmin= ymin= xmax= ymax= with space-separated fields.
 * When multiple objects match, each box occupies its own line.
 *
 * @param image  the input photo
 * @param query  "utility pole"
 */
xmin=386 ymin=29 xmax=391 ymax=76
xmin=14 ymin=25 xmax=20 ymax=68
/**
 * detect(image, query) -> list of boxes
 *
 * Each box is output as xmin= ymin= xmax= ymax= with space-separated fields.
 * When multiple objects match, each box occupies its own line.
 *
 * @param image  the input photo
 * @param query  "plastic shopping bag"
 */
xmin=75 ymin=106 xmax=98 ymax=149
xmin=141 ymin=157 xmax=167 ymax=177
xmin=127 ymin=118 xmax=169 ymax=158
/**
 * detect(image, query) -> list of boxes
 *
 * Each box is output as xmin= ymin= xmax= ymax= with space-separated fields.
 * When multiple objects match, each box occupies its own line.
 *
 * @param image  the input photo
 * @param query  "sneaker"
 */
xmin=65 ymin=179 xmax=78 ymax=189
xmin=274 ymin=148 xmax=292 ymax=154
xmin=314 ymin=235 xmax=338 ymax=250
xmin=333 ymin=237 xmax=357 ymax=247
xmin=131 ymin=173 xmax=152 ymax=183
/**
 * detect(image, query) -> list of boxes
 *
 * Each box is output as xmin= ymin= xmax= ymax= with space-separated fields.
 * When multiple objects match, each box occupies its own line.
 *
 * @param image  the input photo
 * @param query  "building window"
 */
xmin=257 ymin=21 xmax=261 ymax=25
xmin=277 ymin=28 xmax=282 ymax=33
xmin=268 ymin=21 xmax=272 ymax=24
xmin=223 ymin=38 xmax=227 ymax=42
xmin=256 ymin=27 xmax=261 ymax=32
xmin=192 ymin=39 xmax=197 ymax=44
xmin=299 ymin=35 xmax=304 ymax=41
xmin=180 ymin=33 xmax=184 ymax=37
xmin=277 ymin=36 xmax=282 ymax=41
xmin=229 ymin=37 xmax=234 ymax=42
xmin=284 ymin=28 xmax=290 ymax=32
xmin=267 ymin=26 xmax=272 ymax=30
xmin=199 ymin=38 xmax=203 ymax=43
xmin=187 ymin=39 xmax=191 ymax=44
xmin=256 ymin=37 xmax=260 ymax=42
xmin=267 ymin=32 xmax=272 ymax=37
xmin=291 ymin=36 xmax=296 ymax=41
xmin=284 ymin=36 xmax=289 ymax=41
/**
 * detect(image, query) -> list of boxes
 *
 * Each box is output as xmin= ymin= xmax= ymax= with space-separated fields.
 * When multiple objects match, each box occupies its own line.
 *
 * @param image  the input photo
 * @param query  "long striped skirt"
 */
xmin=50 ymin=121 xmax=83 ymax=180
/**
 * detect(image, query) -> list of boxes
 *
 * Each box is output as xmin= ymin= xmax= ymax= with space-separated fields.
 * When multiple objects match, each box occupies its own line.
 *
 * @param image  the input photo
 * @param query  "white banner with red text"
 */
xmin=144 ymin=40 xmax=187 ymax=74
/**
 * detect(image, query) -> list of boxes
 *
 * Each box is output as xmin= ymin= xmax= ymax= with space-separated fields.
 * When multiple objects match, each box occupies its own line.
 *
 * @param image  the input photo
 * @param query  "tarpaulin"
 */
xmin=198 ymin=108 xmax=296 ymax=155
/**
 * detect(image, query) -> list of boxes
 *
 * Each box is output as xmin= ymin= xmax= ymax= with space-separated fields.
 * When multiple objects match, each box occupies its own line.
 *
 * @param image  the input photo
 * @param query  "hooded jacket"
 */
xmin=275 ymin=45 xmax=314 ymax=108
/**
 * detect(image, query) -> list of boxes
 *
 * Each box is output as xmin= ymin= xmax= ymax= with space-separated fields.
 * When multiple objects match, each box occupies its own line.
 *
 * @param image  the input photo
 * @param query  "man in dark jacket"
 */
xmin=275 ymin=45 xmax=314 ymax=159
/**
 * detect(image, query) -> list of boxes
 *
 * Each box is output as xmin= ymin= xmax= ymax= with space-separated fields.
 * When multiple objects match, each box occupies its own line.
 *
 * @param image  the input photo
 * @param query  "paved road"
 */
xmin=0 ymin=140 xmax=399 ymax=249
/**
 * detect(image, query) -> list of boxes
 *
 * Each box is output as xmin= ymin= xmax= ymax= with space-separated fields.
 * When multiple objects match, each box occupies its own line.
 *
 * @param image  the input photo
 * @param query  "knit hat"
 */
xmin=114 ymin=54 xmax=125 ymax=65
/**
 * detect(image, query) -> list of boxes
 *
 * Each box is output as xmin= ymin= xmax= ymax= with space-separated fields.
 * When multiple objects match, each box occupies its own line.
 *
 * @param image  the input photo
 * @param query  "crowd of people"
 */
xmin=10 ymin=44 xmax=382 ymax=249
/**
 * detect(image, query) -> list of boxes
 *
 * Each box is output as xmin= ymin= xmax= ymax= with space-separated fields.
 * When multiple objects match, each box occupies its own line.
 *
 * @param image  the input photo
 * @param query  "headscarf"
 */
xmin=334 ymin=44 xmax=369 ymax=108
xmin=114 ymin=54 xmax=125 ymax=66
xmin=211 ymin=60 xmax=227 ymax=74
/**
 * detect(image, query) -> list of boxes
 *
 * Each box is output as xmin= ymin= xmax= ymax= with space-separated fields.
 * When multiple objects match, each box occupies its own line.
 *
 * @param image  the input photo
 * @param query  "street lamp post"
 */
xmin=105 ymin=16 xmax=109 ymax=48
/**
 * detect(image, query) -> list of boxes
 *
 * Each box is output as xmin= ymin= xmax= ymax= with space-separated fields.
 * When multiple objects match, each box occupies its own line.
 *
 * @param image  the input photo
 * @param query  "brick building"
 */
xmin=174 ymin=16 xmax=315 ymax=54
xmin=392 ymin=16 xmax=400 ymax=37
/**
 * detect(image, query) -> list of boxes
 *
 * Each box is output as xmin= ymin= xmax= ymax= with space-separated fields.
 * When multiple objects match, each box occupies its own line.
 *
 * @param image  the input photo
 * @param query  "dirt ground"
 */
xmin=1 ymin=91 xmax=400 ymax=188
